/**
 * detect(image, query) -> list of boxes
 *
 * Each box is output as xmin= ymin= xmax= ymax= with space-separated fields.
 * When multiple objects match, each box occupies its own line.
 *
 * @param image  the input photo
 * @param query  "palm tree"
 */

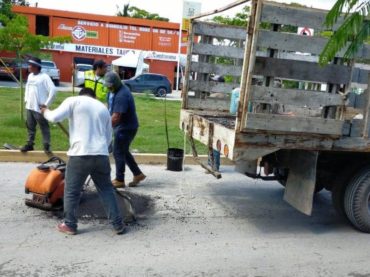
xmin=320 ymin=0 xmax=370 ymax=64
xmin=116 ymin=3 xmax=130 ymax=17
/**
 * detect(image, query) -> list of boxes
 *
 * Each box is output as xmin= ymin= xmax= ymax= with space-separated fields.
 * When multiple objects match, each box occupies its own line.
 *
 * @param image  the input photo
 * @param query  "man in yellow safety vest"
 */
xmin=84 ymin=60 xmax=108 ymax=102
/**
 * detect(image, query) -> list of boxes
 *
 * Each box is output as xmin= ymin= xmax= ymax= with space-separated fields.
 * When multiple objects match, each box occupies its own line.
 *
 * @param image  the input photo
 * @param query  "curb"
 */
xmin=0 ymin=150 xmax=235 ymax=165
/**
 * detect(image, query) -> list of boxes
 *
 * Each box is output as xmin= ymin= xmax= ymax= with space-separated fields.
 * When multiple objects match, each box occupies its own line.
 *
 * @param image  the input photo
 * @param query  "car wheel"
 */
xmin=54 ymin=80 xmax=60 ymax=87
xmin=156 ymin=87 xmax=167 ymax=97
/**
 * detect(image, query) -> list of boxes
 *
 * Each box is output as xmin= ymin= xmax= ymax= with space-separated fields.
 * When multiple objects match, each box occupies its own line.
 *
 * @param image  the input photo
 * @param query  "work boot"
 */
xmin=20 ymin=143 xmax=34 ymax=152
xmin=128 ymin=173 xmax=146 ymax=187
xmin=57 ymin=223 xmax=77 ymax=235
xmin=112 ymin=179 xmax=125 ymax=188
xmin=43 ymin=144 xmax=52 ymax=155
xmin=114 ymin=225 xmax=127 ymax=235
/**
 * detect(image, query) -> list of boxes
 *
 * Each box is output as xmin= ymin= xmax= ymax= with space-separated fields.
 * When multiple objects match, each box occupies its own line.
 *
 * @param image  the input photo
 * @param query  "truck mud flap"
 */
xmin=283 ymin=150 xmax=318 ymax=216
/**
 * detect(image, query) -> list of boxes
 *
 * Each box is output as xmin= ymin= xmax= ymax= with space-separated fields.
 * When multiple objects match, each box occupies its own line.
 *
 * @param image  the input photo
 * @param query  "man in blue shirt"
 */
xmin=105 ymin=72 xmax=146 ymax=188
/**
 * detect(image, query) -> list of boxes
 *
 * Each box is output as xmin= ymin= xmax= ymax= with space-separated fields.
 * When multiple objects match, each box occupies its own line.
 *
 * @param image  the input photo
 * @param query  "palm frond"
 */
xmin=320 ymin=12 xmax=365 ymax=64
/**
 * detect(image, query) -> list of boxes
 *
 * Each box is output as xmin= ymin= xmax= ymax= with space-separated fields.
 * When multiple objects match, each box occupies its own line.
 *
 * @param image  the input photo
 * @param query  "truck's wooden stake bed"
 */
xmin=181 ymin=0 xmax=370 ymax=232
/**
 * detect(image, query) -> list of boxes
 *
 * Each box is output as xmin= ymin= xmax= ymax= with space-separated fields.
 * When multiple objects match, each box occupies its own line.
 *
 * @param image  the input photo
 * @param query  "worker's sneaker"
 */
xmin=57 ymin=223 xmax=77 ymax=235
xmin=112 ymin=179 xmax=125 ymax=188
xmin=114 ymin=225 xmax=127 ymax=235
xmin=20 ymin=144 xmax=34 ymax=152
xmin=43 ymin=144 xmax=52 ymax=155
xmin=128 ymin=173 xmax=146 ymax=187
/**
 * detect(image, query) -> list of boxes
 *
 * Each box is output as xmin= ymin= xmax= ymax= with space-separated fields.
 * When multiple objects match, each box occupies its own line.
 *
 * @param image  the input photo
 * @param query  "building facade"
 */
xmin=10 ymin=6 xmax=187 ymax=85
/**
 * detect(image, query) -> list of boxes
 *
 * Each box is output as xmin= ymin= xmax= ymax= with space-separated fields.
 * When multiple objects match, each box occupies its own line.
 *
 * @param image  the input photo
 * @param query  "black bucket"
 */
xmin=167 ymin=148 xmax=184 ymax=171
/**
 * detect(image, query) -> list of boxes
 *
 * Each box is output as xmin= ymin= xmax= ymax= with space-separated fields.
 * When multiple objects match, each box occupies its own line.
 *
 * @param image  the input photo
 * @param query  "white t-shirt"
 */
xmin=44 ymin=96 xmax=112 ymax=156
xmin=25 ymin=72 xmax=57 ymax=113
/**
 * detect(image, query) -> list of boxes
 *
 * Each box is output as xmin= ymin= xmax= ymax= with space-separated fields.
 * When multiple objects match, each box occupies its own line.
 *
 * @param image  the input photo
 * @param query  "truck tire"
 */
xmin=344 ymin=166 xmax=370 ymax=233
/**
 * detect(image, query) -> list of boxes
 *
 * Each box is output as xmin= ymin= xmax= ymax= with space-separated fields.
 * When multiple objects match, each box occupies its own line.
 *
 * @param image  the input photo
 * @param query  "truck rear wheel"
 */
xmin=344 ymin=166 xmax=370 ymax=233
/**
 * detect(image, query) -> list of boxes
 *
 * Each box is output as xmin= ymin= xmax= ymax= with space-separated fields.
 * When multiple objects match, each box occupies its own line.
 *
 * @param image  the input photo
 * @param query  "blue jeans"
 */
xmin=113 ymin=129 xmax=142 ymax=182
xmin=64 ymin=156 xmax=124 ymax=231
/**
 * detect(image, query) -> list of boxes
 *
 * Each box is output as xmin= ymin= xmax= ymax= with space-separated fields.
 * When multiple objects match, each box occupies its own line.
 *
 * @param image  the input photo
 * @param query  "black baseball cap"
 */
xmin=93 ymin=60 xmax=107 ymax=68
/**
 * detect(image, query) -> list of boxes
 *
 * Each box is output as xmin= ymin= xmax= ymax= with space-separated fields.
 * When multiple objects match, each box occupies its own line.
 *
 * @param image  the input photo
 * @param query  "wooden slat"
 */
xmin=193 ymin=21 xmax=247 ymax=41
xmin=190 ymin=62 xmax=243 ymax=77
xmin=187 ymin=97 xmax=230 ymax=111
xmin=189 ymin=80 xmax=238 ymax=94
xmin=235 ymin=132 xmax=335 ymax=151
xmin=261 ymin=1 xmax=344 ymax=31
xmin=249 ymin=86 xmax=344 ymax=107
xmin=192 ymin=44 xmax=245 ymax=59
xmin=253 ymin=57 xmax=351 ymax=85
xmin=244 ymin=113 xmax=343 ymax=136
xmin=258 ymin=30 xmax=329 ymax=56
xmin=258 ymin=30 xmax=370 ymax=59
xmin=352 ymin=68 xmax=370 ymax=85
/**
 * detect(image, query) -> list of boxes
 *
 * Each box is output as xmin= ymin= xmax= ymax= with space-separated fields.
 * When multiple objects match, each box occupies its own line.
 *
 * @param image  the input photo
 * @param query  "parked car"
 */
xmin=124 ymin=73 xmax=172 ymax=97
xmin=0 ymin=59 xmax=28 ymax=81
xmin=73 ymin=63 xmax=93 ymax=87
xmin=41 ymin=60 xmax=60 ymax=86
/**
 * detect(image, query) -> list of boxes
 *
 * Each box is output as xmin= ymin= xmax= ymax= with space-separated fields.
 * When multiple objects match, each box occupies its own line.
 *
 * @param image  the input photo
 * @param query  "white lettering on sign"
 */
xmin=75 ymin=44 xmax=114 ymax=55
xmin=77 ymin=20 xmax=99 ymax=27
xmin=119 ymin=30 xmax=142 ymax=44
xmin=58 ymin=24 xmax=73 ymax=31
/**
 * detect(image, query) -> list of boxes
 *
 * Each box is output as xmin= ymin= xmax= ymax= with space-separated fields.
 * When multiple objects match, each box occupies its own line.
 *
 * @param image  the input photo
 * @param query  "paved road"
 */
xmin=0 ymin=163 xmax=370 ymax=277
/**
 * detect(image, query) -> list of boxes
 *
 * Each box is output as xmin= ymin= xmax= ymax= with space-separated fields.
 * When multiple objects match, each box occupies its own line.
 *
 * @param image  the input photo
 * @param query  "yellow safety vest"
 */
xmin=84 ymin=70 xmax=108 ymax=102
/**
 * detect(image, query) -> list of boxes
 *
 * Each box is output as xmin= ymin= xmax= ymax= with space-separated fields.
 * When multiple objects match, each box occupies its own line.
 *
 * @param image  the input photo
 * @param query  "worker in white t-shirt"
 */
xmin=41 ymin=88 xmax=125 ymax=235
xmin=21 ymin=57 xmax=57 ymax=154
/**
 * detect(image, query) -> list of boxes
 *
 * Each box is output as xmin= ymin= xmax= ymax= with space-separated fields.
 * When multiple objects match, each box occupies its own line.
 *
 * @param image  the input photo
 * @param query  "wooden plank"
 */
xmin=238 ymin=0 xmax=263 ymax=131
xmin=261 ymin=1 xmax=344 ymax=31
xmin=192 ymin=43 xmax=245 ymax=59
xmin=253 ymin=57 xmax=351 ymax=85
xmin=235 ymin=132 xmax=334 ymax=150
xmin=362 ymin=73 xmax=370 ymax=138
xmin=244 ymin=113 xmax=343 ymax=136
xmin=182 ymin=19 xmax=195 ymax=109
xmin=189 ymin=80 xmax=238 ymax=94
xmin=249 ymin=85 xmax=344 ymax=107
xmin=190 ymin=62 xmax=243 ymax=77
xmin=352 ymin=68 xmax=370 ymax=85
xmin=193 ymin=21 xmax=247 ymax=41
xmin=187 ymin=97 xmax=230 ymax=112
xmin=258 ymin=30 xmax=329 ymax=56
xmin=333 ymin=137 xmax=370 ymax=152
xmin=191 ymin=0 xmax=250 ymax=20
xmin=258 ymin=31 xmax=370 ymax=60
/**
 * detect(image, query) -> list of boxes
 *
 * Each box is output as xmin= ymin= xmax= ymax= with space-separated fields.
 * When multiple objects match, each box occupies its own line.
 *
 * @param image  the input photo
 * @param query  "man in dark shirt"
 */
xmin=105 ymin=72 xmax=146 ymax=188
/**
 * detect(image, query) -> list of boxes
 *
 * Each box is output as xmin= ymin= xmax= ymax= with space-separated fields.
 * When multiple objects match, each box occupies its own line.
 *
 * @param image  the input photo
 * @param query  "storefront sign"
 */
xmin=48 ymin=43 xmax=135 ymax=57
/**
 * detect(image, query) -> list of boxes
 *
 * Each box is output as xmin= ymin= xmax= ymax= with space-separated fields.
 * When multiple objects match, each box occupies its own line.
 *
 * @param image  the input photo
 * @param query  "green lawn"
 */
xmin=0 ymin=87 xmax=203 ymax=154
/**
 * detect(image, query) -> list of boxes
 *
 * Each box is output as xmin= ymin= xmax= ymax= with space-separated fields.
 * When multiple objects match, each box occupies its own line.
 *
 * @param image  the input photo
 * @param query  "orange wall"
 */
xmin=51 ymin=51 xmax=117 ymax=82
xmin=15 ymin=6 xmax=187 ymax=54
xmin=146 ymin=59 xmax=177 ymax=89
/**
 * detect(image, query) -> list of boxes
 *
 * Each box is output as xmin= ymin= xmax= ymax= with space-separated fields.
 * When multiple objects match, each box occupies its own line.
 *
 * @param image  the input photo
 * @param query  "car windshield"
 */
xmin=42 ymin=61 xmax=55 ymax=68
xmin=77 ymin=65 xmax=92 ymax=72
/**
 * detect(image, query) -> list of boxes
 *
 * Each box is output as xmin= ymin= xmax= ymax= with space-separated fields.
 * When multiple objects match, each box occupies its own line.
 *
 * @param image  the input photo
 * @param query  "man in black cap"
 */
xmin=84 ymin=60 xmax=108 ymax=102
xmin=105 ymin=72 xmax=146 ymax=188
xmin=21 ymin=56 xmax=57 ymax=154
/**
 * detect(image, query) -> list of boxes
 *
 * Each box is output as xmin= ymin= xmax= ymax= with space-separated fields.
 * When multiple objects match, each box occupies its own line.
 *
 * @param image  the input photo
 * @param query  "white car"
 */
xmin=73 ymin=64 xmax=93 ymax=87
xmin=41 ymin=60 xmax=60 ymax=86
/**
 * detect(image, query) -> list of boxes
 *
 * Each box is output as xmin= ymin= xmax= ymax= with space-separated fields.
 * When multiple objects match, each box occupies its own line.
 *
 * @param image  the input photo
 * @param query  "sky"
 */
xmin=26 ymin=0 xmax=338 ymax=23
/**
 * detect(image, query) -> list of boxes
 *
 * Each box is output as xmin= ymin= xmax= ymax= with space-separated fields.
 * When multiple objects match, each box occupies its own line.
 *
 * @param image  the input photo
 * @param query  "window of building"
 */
xmin=36 ymin=15 xmax=49 ymax=36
